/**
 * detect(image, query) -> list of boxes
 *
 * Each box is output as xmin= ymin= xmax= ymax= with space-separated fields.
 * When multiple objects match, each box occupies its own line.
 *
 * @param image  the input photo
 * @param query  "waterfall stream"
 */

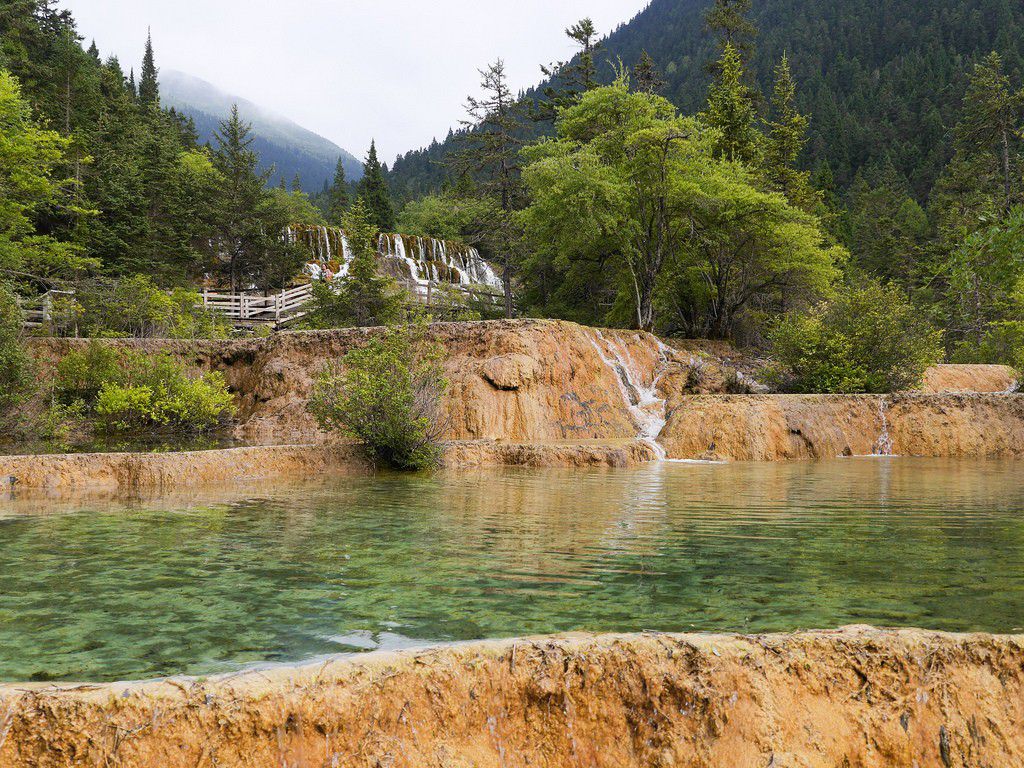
xmin=872 ymin=398 xmax=894 ymax=456
xmin=284 ymin=225 xmax=502 ymax=293
xmin=589 ymin=330 xmax=670 ymax=460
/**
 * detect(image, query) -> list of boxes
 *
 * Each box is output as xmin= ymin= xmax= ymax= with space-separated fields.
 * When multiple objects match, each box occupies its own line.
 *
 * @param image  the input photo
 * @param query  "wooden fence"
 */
xmin=199 ymin=284 xmax=314 ymax=327
xmin=22 ymin=282 xmax=504 ymax=331
xmin=19 ymin=290 xmax=75 ymax=329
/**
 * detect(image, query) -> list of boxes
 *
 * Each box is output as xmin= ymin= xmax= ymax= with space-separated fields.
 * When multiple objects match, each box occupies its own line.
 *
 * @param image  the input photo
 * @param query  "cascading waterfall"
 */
xmin=286 ymin=225 xmax=503 ymax=294
xmin=589 ymin=329 xmax=669 ymax=460
xmin=872 ymin=397 xmax=895 ymax=456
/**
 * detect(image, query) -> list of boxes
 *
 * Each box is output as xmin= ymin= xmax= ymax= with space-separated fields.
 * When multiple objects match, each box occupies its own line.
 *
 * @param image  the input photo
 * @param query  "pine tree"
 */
xmin=338 ymin=200 xmax=402 ymax=326
xmin=763 ymin=54 xmax=817 ymax=210
xmin=138 ymin=30 xmax=158 ymax=106
xmin=212 ymin=105 xmax=273 ymax=289
xmin=954 ymin=52 xmax=1024 ymax=212
xmin=451 ymin=59 xmax=526 ymax=318
xmin=291 ymin=172 xmax=302 ymax=192
xmin=703 ymin=44 xmax=760 ymax=164
xmin=705 ymin=0 xmax=757 ymax=57
xmin=86 ymin=39 xmax=98 ymax=60
xmin=633 ymin=50 xmax=664 ymax=95
xmin=536 ymin=18 xmax=603 ymax=120
xmin=356 ymin=140 xmax=395 ymax=232
xmin=127 ymin=67 xmax=136 ymax=99
xmin=327 ymin=157 xmax=350 ymax=223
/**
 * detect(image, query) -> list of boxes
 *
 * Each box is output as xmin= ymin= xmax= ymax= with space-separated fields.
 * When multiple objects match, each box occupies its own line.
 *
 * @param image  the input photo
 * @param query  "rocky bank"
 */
xmin=2 ymin=627 xmax=1022 ymax=768
xmin=19 ymin=320 xmax=1024 ymax=471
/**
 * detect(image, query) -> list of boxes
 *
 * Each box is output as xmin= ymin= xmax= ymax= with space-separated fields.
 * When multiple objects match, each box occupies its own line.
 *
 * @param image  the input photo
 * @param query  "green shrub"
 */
xmin=66 ymin=275 xmax=229 ymax=339
xmin=768 ymin=281 xmax=943 ymax=393
xmin=54 ymin=344 xmax=234 ymax=433
xmin=0 ymin=283 xmax=32 ymax=409
xmin=309 ymin=321 xmax=447 ymax=470
xmin=54 ymin=341 xmax=124 ymax=404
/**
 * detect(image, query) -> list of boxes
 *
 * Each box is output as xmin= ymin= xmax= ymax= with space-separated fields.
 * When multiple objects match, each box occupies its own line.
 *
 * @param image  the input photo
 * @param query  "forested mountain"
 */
xmin=161 ymin=71 xmax=362 ymax=191
xmin=0 ymin=1 xmax=334 ymax=290
xmin=388 ymin=0 xmax=1024 ymax=200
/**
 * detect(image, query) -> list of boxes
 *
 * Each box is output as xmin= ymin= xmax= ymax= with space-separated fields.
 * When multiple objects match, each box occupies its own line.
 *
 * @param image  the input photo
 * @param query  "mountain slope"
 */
xmin=161 ymin=70 xmax=362 ymax=191
xmin=388 ymin=0 xmax=1024 ymax=199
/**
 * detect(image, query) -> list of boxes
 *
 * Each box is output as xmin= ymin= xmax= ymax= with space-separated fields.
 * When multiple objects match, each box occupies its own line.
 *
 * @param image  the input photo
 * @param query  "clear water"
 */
xmin=2 ymin=457 xmax=1024 ymax=682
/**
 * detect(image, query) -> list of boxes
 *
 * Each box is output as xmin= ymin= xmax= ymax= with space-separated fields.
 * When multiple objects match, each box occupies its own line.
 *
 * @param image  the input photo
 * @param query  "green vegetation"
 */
xmin=356 ymin=140 xmax=395 ymax=232
xmin=768 ymin=282 xmax=943 ymax=393
xmin=54 ymin=344 xmax=234 ymax=434
xmin=0 ymin=3 xmax=381 ymax=321
xmin=388 ymin=0 xmax=1024 ymax=200
xmin=0 ymin=69 xmax=92 ymax=281
xmin=449 ymin=59 xmax=527 ymax=317
xmin=309 ymin=321 xmax=447 ymax=470
xmin=518 ymin=78 xmax=839 ymax=334
xmin=51 ymin=275 xmax=230 ymax=339
xmin=0 ymin=284 xmax=32 ymax=409
xmin=4 ymin=0 xmax=1024 ymax=396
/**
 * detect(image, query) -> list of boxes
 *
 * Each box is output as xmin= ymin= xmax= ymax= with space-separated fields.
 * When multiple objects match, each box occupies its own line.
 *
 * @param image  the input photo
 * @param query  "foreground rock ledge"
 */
xmin=1 ymin=627 xmax=1022 ymax=767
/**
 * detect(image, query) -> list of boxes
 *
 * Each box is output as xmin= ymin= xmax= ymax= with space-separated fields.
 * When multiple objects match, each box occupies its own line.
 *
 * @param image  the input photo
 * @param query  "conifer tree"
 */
xmin=633 ymin=50 xmax=664 ymax=95
xmin=138 ymin=30 xmax=158 ymax=106
xmin=327 ymin=157 xmax=350 ymax=223
xmin=127 ymin=67 xmax=136 ymax=99
xmin=307 ymin=200 xmax=403 ymax=328
xmin=291 ymin=172 xmax=302 ymax=192
xmin=211 ymin=105 xmax=274 ymax=289
xmin=536 ymin=18 xmax=603 ymax=120
xmin=86 ymin=39 xmax=98 ymax=60
xmin=763 ymin=54 xmax=817 ymax=210
xmin=356 ymin=140 xmax=395 ymax=232
xmin=705 ymin=0 xmax=757 ymax=57
xmin=703 ymin=43 xmax=760 ymax=164
xmin=954 ymin=52 xmax=1024 ymax=212
xmin=451 ymin=59 xmax=526 ymax=317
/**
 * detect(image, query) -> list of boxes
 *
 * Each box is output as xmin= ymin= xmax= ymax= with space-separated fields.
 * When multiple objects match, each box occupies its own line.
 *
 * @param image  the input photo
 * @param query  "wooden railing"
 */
xmin=19 ymin=290 xmax=75 ymax=329
xmin=199 ymin=284 xmax=314 ymax=327
xmin=21 ymin=281 xmax=505 ymax=332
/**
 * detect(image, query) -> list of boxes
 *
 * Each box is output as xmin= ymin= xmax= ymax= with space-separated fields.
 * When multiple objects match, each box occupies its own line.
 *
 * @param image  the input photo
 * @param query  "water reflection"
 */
xmin=1 ymin=458 xmax=1023 ymax=682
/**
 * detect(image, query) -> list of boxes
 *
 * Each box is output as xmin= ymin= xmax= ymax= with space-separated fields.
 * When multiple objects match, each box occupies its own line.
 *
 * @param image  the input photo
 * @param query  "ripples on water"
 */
xmin=1 ymin=458 xmax=1023 ymax=681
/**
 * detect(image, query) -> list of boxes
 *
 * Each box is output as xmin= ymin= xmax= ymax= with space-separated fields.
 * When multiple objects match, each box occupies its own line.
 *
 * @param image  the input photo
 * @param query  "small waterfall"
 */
xmin=589 ymin=329 xmax=669 ymax=460
xmin=872 ymin=397 xmax=894 ymax=456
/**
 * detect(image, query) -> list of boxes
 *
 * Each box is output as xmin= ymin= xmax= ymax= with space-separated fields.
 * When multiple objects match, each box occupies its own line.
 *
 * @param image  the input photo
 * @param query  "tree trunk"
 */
xmin=1002 ymin=128 xmax=1013 ymax=211
xmin=637 ymin=274 xmax=656 ymax=331
xmin=503 ymin=259 xmax=513 ymax=319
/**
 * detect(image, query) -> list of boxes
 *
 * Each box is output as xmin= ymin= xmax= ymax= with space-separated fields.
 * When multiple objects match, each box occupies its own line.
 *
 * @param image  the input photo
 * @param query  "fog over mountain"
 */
xmin=161 ymin=70 xmax=362 ymax=192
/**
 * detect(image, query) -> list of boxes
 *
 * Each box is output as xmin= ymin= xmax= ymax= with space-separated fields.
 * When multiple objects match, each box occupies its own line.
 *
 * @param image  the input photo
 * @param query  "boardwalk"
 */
xmin=23 ymin=280 xmax=503 ymax=331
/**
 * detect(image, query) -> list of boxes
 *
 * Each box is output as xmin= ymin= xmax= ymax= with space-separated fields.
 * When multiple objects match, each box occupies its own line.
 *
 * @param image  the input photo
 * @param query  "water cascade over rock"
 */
xmin=285 ymin=225 xmax=503 ymax=298
xmin=588 ymin=329 xmax=671 ymax=458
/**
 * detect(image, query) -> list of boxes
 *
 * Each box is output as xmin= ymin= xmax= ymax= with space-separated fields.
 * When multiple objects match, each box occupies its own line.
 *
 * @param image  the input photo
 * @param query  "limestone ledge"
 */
xmin=0 ymin=439 xmax=659 ymax=497
xmin=1 ymin=627 xmax=1022 ymax=767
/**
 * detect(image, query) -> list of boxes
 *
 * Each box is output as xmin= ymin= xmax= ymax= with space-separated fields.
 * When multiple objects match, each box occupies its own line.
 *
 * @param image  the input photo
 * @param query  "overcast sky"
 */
xmin=60 ymin=0 xmax=650 ymax=162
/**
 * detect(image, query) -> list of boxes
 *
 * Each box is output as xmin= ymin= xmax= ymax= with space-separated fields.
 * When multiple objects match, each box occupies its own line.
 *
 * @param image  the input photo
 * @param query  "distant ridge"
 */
xmin=387 ymin=0 xmax=1024 ymax=200
xmin=161 ymin=70 xmax=362 ymax=190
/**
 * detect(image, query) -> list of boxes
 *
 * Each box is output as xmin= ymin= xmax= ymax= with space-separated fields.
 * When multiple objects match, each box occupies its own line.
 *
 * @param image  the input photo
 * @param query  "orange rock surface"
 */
xmin=2 ymin=628 xmax=1022 ymax=768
